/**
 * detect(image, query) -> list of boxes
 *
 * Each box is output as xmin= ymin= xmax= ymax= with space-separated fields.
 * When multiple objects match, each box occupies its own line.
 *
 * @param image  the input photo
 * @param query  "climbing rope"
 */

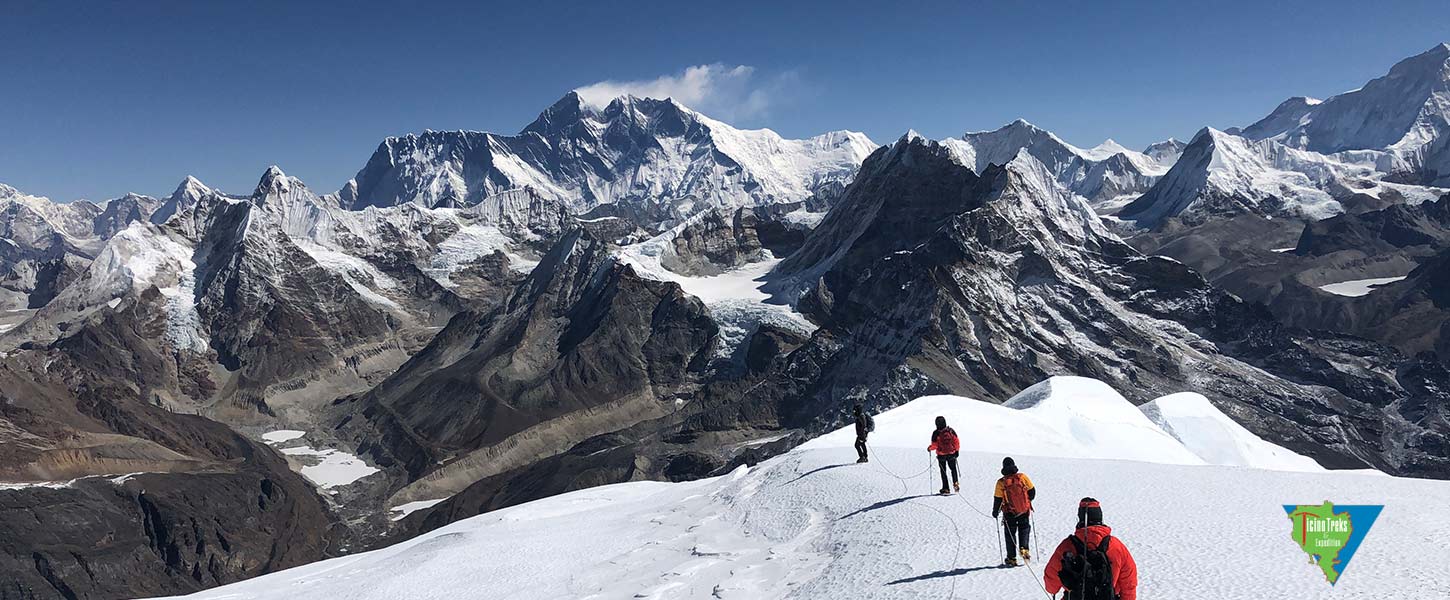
xmin=863 ymin=444 xmax=965 ymax=599
xmin=861 ymin=444 xmax=1054 ymax=599
xmin=864 ymin=441 xmax=935 ymax=481
xmin=949 ymin=467 xmax=1055 ymax=600
xmin=858 ymin=443 xmax=1055 ymax=597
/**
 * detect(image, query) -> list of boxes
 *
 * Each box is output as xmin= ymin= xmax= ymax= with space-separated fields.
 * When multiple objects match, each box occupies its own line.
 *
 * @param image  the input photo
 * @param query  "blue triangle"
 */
xmin=1283 ymin=503 xmax=1383 ymax=585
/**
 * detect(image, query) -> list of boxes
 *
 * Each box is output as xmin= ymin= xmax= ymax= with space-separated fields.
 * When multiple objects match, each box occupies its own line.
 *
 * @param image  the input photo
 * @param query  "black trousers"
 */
xmin=936 ymin=453 xmax=959 ymax=490
xmin=855 ymin=435 xmax=868 ymax=460
xmin=1003 ymin=512 xmax=1031 ymax=553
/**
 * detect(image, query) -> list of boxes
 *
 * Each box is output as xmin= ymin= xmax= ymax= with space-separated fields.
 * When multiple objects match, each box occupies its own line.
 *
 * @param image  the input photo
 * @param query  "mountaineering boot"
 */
xmin=1003 ymin=556 xmax=1019 ymax=567
xmin=938 ymin=488 xmax=950 ymax=495
xmin=1020 ymin=547 xmax=1031 ymax=562
xmin=857 ymin=457 xmax=868 ymax=463
xmin=953 ymin=481 xmax=960 ymax=492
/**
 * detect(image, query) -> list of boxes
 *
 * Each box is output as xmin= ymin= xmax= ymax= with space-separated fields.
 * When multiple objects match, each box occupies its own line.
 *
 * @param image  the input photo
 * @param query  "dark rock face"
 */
xmin=0 ymin=342 xmax=329 ymax=599
xmin=333 ymin=229 xmax=718 ymax=504
xmin=659 ymin=209 xmax=766 ymax=275
xmin=1296 ymin=194 xmax=1450 ymax=256
xmin=1 ymin=471 xmax=324 ymax=600
xmin=1296 ymin=249 xmax=1450 ymax=358
xmin=91 ymin=193 xmax=162 ymax=239
xmin=751 ymin=137 xmax=1450 ymax=477
xmin=1132 ymin=194 xmax=1450 ymax=359
xmin=186 ymin=198 xmax=395 ymax=407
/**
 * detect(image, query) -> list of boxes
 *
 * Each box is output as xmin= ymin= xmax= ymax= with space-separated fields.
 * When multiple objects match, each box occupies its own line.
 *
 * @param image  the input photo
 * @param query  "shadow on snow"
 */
xmin=886 ymin=564 xmax=1014 ymax=585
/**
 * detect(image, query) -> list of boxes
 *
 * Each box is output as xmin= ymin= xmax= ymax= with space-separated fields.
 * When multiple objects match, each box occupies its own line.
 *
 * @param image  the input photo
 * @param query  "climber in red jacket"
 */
xmin=1044 ymin=498 xmax=1138 ymax=600
xmin=926 ymin=416 xmax=960 ymax=494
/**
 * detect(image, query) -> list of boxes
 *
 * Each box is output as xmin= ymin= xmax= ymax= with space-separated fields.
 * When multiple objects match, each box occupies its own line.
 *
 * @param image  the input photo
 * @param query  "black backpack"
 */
xmin=1058 ymin=534 xmax=1116 ymax=600
xmin=865 ymin=414 xmax=875 ymax=433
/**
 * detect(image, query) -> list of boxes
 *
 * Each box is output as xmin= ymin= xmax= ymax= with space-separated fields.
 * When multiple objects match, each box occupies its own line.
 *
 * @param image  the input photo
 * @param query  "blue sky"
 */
xmin=3 ymin=0 xmax=1448 ymax=201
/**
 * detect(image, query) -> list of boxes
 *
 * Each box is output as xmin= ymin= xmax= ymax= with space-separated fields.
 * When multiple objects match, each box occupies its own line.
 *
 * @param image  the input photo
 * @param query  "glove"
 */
xmin=992 ymin=510 xmax=1000 ymax=519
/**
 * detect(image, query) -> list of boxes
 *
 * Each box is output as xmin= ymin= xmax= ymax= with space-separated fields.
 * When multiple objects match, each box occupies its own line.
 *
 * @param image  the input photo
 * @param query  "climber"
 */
xmin=853 ymin=404 xmax=874 ymax=463
xmin=926 ymin=416 xmax=960 ymax=494
xmin=1044 ymin=498 xmax=1139 ymax=600
xmin=992 ymin=456 xmax=1036 ymax=566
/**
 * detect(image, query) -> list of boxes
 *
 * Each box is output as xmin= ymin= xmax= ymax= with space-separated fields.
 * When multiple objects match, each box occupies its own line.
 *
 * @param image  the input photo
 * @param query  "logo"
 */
xmin=1282 ymin=501 xmax=1383 ymax=585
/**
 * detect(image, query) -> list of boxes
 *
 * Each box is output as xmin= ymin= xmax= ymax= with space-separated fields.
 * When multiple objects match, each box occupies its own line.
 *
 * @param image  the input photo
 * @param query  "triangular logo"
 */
xmin=1282 ymin=502 xmax=1383 ymax=585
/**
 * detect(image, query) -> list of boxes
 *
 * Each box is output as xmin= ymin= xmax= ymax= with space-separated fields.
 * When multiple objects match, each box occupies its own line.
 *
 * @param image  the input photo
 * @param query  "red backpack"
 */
xmin=934 ymin=427 xmax=960 ymax=454
xmin=1001 ymin=473 xmax=1032 ymax=515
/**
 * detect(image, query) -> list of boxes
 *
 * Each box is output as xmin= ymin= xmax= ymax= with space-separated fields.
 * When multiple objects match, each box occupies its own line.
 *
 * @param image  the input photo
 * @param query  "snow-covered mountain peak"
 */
xmin=938 ymin=120 xmax=1171 ymax=209
xmin=174 ymin=176 xmax=211 ymax=200
xmin=254 ymin=165 xmax=296 ymax=196
xmin=1233 ymin=42 xmax=1450 ymax=186
xmin=994 ymin=149 xmax=1113 ymax=241
xmin=1241 ymin=96 xmax=1324 ymax=140
xmin=1143 ymin=137 xmax=1187 ymax=164
xmin=1002 ymin=117 xmax=1044 ymax=133
xmin=1084 ymin=138 xmax=1132 ymax=159
xmin=519 ymin=91 xmax=591 ymax=137
xmin=1392 ymin=41 xmax=1450 ymax=75
xmin=341 ymin=92 xmax=874 ymax=220
xmin=1120 ymin=127 xmax=1349 ymax=227
xmin=0 ymin=182 xmax=19 ymax=198
xmin=152 ymin=176 xmax=216 ymax=225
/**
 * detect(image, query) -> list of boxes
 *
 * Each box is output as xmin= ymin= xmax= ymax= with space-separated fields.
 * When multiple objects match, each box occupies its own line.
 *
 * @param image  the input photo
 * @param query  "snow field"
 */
xmin=161 ymin=376 xmax=1450 ymax=600
xmin=1317 ymin=276 xmax=1408 ymax=297
xmin=160 ymin=446 xmax=1449 ymax=600
xmin=262 ymin=430 xmax=381 ymax=490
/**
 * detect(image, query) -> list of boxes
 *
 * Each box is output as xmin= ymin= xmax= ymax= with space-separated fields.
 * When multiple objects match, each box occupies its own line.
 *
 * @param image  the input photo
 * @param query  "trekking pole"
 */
xmin=1031 ymin=512 xmax=1041 ymax=560
xmin=927 ymin=452 xmax=935 ymax=496
xmin=997 ymin=513 xmax=1006 ymax=563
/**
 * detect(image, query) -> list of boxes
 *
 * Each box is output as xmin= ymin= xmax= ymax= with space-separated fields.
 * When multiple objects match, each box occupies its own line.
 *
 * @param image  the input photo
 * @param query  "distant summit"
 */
xmin=339 ymin=92 xmax=876 ymax=226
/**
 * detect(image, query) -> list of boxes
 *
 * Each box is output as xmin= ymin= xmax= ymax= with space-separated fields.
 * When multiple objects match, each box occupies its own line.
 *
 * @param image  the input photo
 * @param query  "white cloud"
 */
xmin=575 ymin=64 xmax=797 ymax=122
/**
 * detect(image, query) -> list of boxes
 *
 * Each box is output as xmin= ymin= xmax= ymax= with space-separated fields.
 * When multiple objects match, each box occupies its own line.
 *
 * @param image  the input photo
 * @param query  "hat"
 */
xmin=934 ymin=415 xmax=946 ymax=428
xmin=1002 ymin=457 xmax=1016 ymax=469
xmin=1077 ymin=497 xmax=1103 ymax=527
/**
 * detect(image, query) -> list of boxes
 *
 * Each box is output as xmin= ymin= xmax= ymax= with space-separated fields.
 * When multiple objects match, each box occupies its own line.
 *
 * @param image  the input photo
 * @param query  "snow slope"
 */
xmin=1141 ymin=393 xmax=1325 ymax=472
xmin=158 ymin=377 xmax=1447 ymax=600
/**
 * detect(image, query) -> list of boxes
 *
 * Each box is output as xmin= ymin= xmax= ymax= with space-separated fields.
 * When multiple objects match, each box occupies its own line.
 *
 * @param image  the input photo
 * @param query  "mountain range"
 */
xmin=3 ymin=42 xmax=1450 ymax=600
